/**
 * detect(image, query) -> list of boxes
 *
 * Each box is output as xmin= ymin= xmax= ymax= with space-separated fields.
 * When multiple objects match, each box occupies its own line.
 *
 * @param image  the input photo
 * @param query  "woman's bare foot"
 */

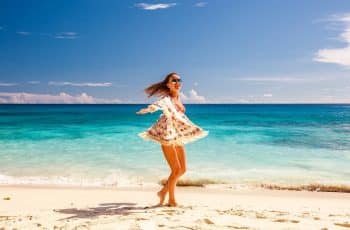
xmin=166 ymin=201 xmax=178 ymax=207
xmin=157 ymin=190 xmax=166 ymax=205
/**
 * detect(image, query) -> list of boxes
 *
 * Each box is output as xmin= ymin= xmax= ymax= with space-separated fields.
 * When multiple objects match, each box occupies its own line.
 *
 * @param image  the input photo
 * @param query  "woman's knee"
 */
xmin=173 ymin=167 xmax=186 ymax=177
xmin=170 ymin=167 xmax=182 ymax=177
xmin=178 ymin=167 xmax=186 ymax=177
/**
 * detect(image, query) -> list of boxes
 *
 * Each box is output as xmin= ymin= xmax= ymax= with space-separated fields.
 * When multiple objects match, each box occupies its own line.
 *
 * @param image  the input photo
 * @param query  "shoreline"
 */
xmin=1 ymin=179 xmax=350 ymax=193
xmin=2 ymin=183 xmax=350 ymax=197
xmin=1 ymin=185 xmax=350 ymax=229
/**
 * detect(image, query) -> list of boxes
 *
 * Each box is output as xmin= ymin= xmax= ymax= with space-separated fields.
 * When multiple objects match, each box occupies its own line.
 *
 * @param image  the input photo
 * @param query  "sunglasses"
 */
xmin=171 ymin=78 xmax=182 ymax=84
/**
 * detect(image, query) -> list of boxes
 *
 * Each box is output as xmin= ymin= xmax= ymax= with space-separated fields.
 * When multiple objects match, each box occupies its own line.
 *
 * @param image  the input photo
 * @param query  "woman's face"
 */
xmin=167 ymin=74 xmax=182 ymax=93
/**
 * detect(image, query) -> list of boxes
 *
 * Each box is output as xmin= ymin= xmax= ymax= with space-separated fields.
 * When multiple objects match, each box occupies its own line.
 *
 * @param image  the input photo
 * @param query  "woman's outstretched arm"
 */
xmin=136 ymin=97 xmax=165 ymax=115
xmin=136 ymin=104 xmax=158 ymax=114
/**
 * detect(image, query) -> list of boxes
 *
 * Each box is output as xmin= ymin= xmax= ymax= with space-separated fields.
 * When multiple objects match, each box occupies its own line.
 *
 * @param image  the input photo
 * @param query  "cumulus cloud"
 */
xmin=0 ymin=82 xmax=17 ymax=86
xmin=27 ymin=81 xmax=40 ymax=84
xmin=16 ymin=31 xmax=31 ymax=36
xmin=194 ymin=2 xmax=207 ymax=7
xmin=263 ymin=93 xmax=273 ymax=97
xmin=48 ymin=81 xmax=112 ymax=87
xmin=314 ymin=13 xmax=350 ymax=67
xmin=55 ymin=32 xmax=78 ymax=39
xmin=135 ymin=3 xmax=176 ymax=10
xmin=180 ymin=89 xmax=206 ymax=103
xmin=0 ymin=92 xmax=121 ymax=104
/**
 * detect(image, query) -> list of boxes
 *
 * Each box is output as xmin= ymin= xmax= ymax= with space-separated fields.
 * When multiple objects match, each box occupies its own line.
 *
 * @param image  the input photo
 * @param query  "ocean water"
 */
xmin=0 ymin=104 xmax=349 ymax=188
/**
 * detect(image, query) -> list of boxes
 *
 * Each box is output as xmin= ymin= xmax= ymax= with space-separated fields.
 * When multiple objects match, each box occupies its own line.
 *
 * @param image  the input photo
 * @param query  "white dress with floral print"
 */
xmin=138 ymin=95 xmax=209 ymax=146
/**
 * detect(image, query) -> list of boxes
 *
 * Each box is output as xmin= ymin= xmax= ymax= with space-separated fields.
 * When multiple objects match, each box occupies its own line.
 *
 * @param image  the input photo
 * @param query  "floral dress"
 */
xmin=138 ymin=95 xmax=209 ymax=146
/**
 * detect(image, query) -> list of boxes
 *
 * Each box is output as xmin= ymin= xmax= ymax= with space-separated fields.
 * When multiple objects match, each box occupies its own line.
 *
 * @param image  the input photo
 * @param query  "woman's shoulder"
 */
xmin=151 ymin=95 xmax=170 ymax=107
xmin=159 ymin=95 xmax=171 ymax=102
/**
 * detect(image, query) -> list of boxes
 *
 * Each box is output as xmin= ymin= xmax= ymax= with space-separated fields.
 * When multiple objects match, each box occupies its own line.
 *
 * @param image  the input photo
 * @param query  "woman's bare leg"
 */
xmin=157 ymin=144 xmax=181 ymax=206
xmin=175 ymin=145 xmax=187 ymax=177
xmin=157 ymin=144 xmax=186 ymax=206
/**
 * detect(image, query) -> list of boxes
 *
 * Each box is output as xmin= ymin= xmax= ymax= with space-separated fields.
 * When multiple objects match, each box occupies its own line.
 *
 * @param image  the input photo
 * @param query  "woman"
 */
xmin=136 ymin=72 xmax=208 ymax=207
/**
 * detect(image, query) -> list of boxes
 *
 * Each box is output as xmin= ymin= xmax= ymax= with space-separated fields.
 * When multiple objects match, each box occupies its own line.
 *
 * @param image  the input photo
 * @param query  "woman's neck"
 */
xmin=169 ymin=91 xmax=179 ymax=99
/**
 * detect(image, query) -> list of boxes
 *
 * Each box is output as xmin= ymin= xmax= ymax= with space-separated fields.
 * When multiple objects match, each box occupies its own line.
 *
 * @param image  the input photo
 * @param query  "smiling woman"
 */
xmin=137 ymin=72 xmax=208 ymax=146
xmin=136 ymin=72 xmax=208 ymax=207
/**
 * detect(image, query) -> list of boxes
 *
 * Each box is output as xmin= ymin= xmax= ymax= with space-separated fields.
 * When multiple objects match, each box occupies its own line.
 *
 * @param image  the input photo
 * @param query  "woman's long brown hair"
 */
xmin=144 ymin=72 xmax=178 ymax=98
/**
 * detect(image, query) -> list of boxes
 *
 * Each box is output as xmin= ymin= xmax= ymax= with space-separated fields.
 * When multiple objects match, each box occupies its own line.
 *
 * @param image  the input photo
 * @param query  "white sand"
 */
xmin=1 ymin=185 xmax=350 ymax=229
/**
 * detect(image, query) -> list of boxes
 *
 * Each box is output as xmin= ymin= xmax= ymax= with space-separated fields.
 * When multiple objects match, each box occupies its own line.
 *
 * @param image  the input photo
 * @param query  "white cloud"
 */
xmin=0 ymin=92 xmax=121 ymax=104
xmin=55 ymin=32 xmax=78 ymax=39
xmin=16 ymin=31 xmax=31 ymax=36
xmin=194 ymin=2 xmax=207 ymax=7
xmin=135 ymin=3 xmax=176 ymax=10
xmin=0 ymin=82 xmax=17 ymax=86
xmin=180 ymin=89 xmax=206 ymax=103
xmin=263 ymin=93 xmax=272 ymax=97
xmin=314 ymin=13 xmax=350 ymax=67
xmin=28 ymin=81 xmax=40 ymax=84
xmin=48 ymin=81 xmax=112 ymax=87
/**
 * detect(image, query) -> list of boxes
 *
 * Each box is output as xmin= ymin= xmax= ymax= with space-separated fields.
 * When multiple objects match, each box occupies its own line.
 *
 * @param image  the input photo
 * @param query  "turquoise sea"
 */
xmin=0 ymin=104 xmax=349 ymax=188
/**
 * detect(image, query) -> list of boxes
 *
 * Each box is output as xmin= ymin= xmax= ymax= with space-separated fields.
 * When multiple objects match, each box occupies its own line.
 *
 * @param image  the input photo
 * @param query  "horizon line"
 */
xmin=0 ymin=103 xmax=349 ymax=105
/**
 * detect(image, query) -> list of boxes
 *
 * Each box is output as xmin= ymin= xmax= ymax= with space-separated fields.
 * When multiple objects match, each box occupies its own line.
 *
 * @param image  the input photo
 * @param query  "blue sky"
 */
xmin=0 ymin=0 xmax=350 ymax=103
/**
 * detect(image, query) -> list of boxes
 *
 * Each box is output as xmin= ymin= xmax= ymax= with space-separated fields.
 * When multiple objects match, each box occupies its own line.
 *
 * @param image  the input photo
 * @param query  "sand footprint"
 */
xmin=273 ymin=218 xmax=300 ymax=224
xmin=194 ymin=218 xmax=215 ymax=225
xmin=334 ymin=222 xmax=350 ymax=228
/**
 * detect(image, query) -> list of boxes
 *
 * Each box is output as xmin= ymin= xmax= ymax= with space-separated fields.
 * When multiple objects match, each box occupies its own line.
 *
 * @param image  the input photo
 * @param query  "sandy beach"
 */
xmin=1 ymin=185 xmax=350 ymax=230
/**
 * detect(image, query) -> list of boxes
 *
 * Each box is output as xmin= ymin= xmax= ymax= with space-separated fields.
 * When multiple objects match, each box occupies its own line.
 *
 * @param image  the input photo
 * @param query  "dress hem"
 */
xmin=138 ymin=130 xmax=209 ymax=146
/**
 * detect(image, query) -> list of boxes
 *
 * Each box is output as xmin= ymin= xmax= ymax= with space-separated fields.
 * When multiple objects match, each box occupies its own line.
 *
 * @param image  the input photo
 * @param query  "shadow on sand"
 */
xmin=54 ymin=202 xmax=163 ymax=220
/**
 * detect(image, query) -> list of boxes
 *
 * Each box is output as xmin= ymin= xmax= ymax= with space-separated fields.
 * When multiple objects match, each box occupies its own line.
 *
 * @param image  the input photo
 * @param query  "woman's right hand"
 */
xmin=136 ymin=108 xmax=148 ymax=114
